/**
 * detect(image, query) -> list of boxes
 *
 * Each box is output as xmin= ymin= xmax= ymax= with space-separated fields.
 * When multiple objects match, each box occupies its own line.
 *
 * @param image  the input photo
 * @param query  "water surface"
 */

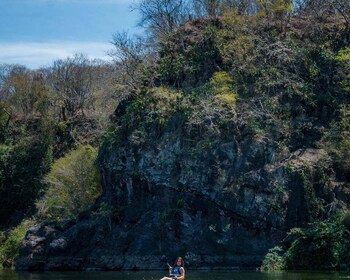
xmin=1 ymin=270 xmax=350 ymax=280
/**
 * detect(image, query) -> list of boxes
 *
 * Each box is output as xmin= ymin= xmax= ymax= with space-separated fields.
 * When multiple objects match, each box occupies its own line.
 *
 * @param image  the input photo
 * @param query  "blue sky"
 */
xmin=0 ymin=0 xmax=140 ymax=69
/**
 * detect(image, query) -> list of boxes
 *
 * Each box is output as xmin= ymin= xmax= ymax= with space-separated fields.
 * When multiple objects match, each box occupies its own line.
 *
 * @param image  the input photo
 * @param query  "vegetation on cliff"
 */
xmin=1 ymin=0 xmax=350 ymax=270
xmin=36 ymin=145 xmax=101 ymax=221
xmin=97 ymin=0 xmax=350 ymax=271
xmin=262 ymin=210 xmax=350 ymax=270
xmin=103 ymin=0 xmax=350 ymax=270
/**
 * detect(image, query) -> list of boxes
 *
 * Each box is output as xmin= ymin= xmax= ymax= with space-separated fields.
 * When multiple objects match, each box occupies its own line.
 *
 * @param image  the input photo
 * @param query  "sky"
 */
xmin=0 ymin=0 xmax=141 ymax=69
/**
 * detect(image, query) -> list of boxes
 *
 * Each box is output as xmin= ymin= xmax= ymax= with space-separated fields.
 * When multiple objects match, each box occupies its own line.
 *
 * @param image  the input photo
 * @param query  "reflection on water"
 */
xmin=1 ymin=270 xmax=350 ymax=280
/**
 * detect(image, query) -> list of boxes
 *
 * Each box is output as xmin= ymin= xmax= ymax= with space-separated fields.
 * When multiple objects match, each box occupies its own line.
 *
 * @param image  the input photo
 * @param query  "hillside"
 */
xmin=2 ymin=0 xmax=350 ymax=271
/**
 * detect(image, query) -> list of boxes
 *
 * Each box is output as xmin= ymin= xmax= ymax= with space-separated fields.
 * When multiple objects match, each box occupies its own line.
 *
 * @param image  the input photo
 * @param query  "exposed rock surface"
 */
xmin=12 ymin=8 xmax=350 ymax=271
xmin=17 ymin=109 xmax=350 ymax=270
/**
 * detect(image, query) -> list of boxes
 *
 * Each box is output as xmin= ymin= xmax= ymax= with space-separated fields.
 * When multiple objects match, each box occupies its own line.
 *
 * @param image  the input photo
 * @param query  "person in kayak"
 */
xmin=161 ymin=257 xmax=185 ymax=280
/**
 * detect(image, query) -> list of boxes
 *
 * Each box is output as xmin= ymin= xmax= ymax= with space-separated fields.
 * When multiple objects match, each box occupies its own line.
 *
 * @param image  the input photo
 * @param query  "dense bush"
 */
xmin=0 ymin=120 xmax=52 ymax=228
xmin=158 ymin=19 xmax=221 ymax=87
xmin=0 ymin=220 xmax=34 ymax=268
xmin=284 ymin=211 xmax=350 ymax=270
xmin=36 ymin=145 xmax=101 ymax=221
xmin=261 ymin=211 xmax=350 ymax=271
xmin=117 ymin=87 xmax=184 ymax=134
xmin=322 ymin=105 xmax=350 ymax=179
xmin=261 ymin=246 xmax=285 ymax=271
xmin=209 ymin=71 xmax=237 ymax=109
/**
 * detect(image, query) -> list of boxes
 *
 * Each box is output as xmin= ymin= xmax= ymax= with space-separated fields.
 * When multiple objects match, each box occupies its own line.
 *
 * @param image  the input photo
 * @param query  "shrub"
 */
xmin=120 ymin=87 xmax=183 ymax=130
xmin=36 ymin=145 xmax=101 ymax=221
xmin=0 ymin=220 xmax=34 ymax=268
xmin=336 ymin=48 xmax=350 ymax=72
xmin=322 ymin=105 xmax=350 ymax=176
xmin=284 ymin=211 xmax=350 ymax=270
xmin=146 ymin=87 xmax=183 ymax=125
xmin=261 ymin=211 xmax=350 ymax=271
xmin=209 ymin=71 xmax=237 ymax=109
xmin=0 ymin=134 xmax=52 ymax=227
xmin=261 ymin=246 xmax=285 ymax=271
xmin=186 ymin=72 xmax=237 ymax=135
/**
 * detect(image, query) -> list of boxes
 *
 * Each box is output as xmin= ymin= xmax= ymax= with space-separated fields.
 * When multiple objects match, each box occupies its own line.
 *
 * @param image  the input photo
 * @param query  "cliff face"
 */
xmin=17 ymin=105 xmax=350 ymax=270
xmin=16 ymin=14 xmax=350 ymax=270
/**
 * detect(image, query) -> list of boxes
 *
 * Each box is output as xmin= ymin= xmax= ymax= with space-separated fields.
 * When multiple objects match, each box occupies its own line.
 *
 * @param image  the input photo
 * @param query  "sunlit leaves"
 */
xmin=37 ymin=145 xmax=101 ymax=221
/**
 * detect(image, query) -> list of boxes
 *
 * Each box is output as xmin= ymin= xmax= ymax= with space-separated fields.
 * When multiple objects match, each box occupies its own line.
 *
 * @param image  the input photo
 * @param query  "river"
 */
xmin=1 ymin=270 xmax=350 ymax=280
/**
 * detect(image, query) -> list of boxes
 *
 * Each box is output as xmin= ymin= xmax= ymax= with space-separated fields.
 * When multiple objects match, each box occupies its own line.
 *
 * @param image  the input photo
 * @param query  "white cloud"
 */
xmin=0 ymin=41 xmax=114 ymax=69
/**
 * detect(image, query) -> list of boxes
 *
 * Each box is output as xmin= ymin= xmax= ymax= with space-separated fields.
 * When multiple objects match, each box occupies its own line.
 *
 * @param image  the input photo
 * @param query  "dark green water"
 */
xmin=1 ymin=271 xmax=350 ymax=280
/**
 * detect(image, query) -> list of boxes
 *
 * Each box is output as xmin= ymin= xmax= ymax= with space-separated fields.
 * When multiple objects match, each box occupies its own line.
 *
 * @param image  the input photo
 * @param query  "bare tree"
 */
xmin=0 ymin=64 xmax=50 ymax=118
xmin=0 ymin=65 xmax=12 ymax=126
xmin=291 ymin=0 xmax=349 ymax=26
xmin=110 ymin=32 xmax=158 ymax=94
xmin=133 ymin=0 xmax=190 ymax=38
xmin=192 ymin=0 xmax=223 ymax=18
xmin=221 ymin=0 xmax=260 ymax=14
xmin=49 ymin=54 xmax=94 ymax=120
xmin=333 ymin=0 xmax=350 ymax=26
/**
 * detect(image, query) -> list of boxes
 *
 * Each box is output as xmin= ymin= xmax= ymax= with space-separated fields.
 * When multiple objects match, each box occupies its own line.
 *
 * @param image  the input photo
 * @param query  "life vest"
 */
xmin=170 ymin=266 xmax=183 ymax=277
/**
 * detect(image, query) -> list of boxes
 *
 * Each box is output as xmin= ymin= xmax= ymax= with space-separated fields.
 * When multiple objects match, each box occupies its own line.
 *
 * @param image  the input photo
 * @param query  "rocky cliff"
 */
xmin=16 ymin=105 xmax=350 ymax=270
xmin=16 ymin=14 xmax=350 ymax=271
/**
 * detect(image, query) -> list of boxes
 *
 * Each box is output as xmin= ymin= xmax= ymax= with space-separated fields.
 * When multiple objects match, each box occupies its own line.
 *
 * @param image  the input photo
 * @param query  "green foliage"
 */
xmin=217 ymin=11 xmax=255 ymax=72
xmin=245 ymin=118 xmax=264 ymax=137
xmin=158 ymin=21 xmax=221 ymax=87
xmin=120 ymin=87 xmax=184 ymax=132
xmin=0 ymin=103 xmax=9 ymax=126
xmin=146 ymin=87 xmax=183 ymax=124
xmin=186 ymin=86 xmax=236 ymax=134
xmin=299 ymin=166 xmax=325 ymax=221
xmin=183 ymin=71 xmax=238 ymax=135
xmin=0 ymin=103 xmax=12 ymax=144
xmin=209 ymin=71 xmax=233 ymax=95
xmin=37 ymin=145 xmax=101 ymax=221
xmin=336 ymin=48 xmax=350 ymax=68
xmin=1 ymin=2 xmax=350 ymax=271
xmin=284 ymin=211 xmax=350 ymax=270
xmin=209 ymin=71 xmax=237 ymax=109
xmin=261 ymin=211 xmax=350 ymax=271
xmin=336 ymin=48 xmax=350 ymax=92
xmin=322 ymin=105 xmax=350 ymax=175
xmin=261 ymin=246 xmax=285 ymax=271
xmin=159 ymin=53 xmax=186 ymax=86
xmin=0 ymin=122 xmax=53 ymax=227
xmin=257 ymin=0 xmax=293 ymax=19
xmin=0 ymin=220 xmax=34 ymax=268
xmin=96 ymin=202 xmax=115 ymax=231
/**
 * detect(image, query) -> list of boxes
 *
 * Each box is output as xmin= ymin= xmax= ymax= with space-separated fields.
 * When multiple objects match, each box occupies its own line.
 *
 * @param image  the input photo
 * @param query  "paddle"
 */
xmin=161 ymin=255 xmax=171 ymax=268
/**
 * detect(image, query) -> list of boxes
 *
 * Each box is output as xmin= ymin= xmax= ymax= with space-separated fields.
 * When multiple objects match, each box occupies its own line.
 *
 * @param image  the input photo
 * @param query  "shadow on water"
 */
xmin=1 ymin=270 xmax=350 ymax=280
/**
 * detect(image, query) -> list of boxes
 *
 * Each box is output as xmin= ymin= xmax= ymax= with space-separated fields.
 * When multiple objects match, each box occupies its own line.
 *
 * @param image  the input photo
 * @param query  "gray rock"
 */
xmin=50 ymin=238 xmax=67 ymax=250
xmin=17 ymin=118 xmax=350 ymax=270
